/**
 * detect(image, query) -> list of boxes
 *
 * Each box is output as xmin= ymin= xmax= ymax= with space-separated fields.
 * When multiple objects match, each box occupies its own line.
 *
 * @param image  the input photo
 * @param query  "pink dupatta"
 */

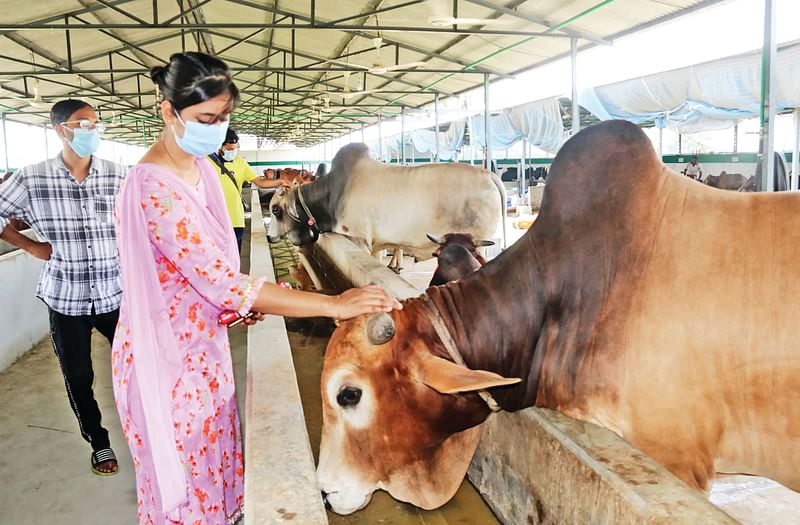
xmin=115 ymin=158 xmax=239 ymax=519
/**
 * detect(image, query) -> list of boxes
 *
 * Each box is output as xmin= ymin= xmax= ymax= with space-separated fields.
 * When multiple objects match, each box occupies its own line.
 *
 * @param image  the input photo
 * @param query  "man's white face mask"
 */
xmin=222 ymin=147 xmax=239 ymax=162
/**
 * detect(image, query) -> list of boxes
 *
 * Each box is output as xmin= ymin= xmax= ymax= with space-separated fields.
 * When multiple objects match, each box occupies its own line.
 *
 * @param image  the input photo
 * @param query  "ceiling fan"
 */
xmin=326 ymin=37 xmax=427 ymax=75
xmin=0 ymin=83 xmax=52 ymax=109
xmin=315 ymin=71 xmax=389 ymax=101
xmin=426 ymin=16 xmax=514 ymax=26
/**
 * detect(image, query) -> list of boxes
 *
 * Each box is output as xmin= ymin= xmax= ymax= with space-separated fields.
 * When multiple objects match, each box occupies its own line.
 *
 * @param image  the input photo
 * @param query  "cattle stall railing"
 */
xmin=244 ymin=192 xmax=328 ymax=525
xmin=308 ymin=233 xmax=738 ymax=525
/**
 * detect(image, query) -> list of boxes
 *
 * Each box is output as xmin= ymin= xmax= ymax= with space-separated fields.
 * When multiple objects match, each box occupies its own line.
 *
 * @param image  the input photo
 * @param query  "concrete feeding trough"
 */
xmin=245 ymin=194 xmax=328 ymax=525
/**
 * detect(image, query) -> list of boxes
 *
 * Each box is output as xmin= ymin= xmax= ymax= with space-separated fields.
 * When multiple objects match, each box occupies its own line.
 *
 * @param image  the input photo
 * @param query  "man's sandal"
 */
xmin=90 ymin=448 xmax=119 ymax=476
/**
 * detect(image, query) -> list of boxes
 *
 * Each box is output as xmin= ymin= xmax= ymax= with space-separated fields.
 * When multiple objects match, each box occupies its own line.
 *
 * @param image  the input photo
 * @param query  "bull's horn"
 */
xmin=476 ymin=239 xmax=495 ymax=247
xmin=426 ymin=233 xmax=444 ymax=245
xmin=366 ymin=312 xmax=396 ymax=345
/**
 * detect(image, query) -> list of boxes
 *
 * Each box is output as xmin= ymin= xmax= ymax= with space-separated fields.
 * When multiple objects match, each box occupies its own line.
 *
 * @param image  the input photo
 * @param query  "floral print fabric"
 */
xmin=113 ymin=172 xmax=264 ymax=524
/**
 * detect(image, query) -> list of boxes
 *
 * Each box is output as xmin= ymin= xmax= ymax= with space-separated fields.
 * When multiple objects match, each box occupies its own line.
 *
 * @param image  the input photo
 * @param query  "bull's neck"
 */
xmin=296 ymin=176 xmax=339 ymax=232
xmin=425 ymin=234 xmax=547 ymax=411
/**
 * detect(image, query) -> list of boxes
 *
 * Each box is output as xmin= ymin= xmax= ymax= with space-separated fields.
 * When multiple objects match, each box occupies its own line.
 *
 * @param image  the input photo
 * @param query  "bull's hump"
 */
xmin=331 ymin=143 xmax=370 ymax=175
xmin=549 ymin=120 xmax=660 ymax=186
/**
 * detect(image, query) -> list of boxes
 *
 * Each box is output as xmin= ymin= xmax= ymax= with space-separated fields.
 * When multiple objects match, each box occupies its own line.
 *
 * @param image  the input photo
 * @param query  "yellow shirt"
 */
xmin=209 ymin=154 xmax=260 ymax=228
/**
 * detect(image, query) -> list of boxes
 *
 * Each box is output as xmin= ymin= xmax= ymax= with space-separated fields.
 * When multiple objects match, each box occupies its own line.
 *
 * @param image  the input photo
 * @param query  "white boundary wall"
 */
xmin=0 ymin=233 xmax=48 ymax=372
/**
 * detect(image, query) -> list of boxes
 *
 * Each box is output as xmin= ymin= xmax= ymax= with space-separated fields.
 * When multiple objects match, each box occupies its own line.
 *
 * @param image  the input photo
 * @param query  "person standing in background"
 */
xmin=0 ymin=99 xmax=126 ymax=476
xmin=683 ymin=156 xmax=703 ymax=181
xmin=208 ymin=128 xmax=288 ymax=251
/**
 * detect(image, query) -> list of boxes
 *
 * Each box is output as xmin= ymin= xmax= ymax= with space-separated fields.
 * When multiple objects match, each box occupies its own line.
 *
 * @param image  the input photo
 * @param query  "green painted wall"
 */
xmin=246 ymin=152 xmax=792 ymax=168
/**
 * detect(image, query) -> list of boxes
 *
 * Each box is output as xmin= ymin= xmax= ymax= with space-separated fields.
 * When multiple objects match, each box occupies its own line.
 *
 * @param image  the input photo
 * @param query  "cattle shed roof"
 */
xmin=0 ymin=0 xmax=724 ymax=147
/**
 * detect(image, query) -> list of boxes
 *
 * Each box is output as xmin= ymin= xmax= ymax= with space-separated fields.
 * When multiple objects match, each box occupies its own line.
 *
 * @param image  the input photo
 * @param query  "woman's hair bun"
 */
xmin=149 ymin=65 xmax=167 ymax=86
xmin=149 ymin=52 xmax=239 ymax=111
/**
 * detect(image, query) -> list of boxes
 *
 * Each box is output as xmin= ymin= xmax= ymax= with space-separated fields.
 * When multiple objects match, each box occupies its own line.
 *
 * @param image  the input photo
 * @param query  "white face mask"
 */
xmin=172 ymin=110 xmax=229 ymax=157
xmin=222 ymin=148 xmax=239 ymax=162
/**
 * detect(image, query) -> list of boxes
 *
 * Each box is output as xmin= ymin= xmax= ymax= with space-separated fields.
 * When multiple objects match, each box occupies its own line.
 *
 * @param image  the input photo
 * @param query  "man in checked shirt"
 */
xmin=0 ymin=100 xmax=127 ymax=476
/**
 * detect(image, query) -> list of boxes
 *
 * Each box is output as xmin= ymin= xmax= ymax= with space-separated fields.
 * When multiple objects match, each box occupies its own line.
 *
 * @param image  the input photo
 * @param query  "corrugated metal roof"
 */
xmin=0 ymin=0 xmax=725 ymax=146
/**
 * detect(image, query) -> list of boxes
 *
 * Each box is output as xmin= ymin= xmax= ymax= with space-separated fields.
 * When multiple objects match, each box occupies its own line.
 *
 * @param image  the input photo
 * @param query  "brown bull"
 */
xmin=264 ymin=167 xmax=316 ymax=185
xmin=426 ymin=233 xmax=494 ymax=286
xmin=316 ymin=120 xmax=800 ymax=514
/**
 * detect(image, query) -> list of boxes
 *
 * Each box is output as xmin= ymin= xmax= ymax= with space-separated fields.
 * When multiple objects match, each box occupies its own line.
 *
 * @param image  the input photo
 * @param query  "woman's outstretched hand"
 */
xmin=332 ymin=285 xmax=402 ymax=321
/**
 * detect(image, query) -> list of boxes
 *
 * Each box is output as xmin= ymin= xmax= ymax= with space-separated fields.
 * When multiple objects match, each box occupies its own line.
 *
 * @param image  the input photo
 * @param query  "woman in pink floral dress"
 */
xmin=113 ymin=52 xmax=400 ymax=525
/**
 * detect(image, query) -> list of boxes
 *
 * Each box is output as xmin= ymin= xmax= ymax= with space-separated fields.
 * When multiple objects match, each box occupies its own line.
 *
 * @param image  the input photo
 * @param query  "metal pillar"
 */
xmin=1 ymin=113 xmax=8 ymax=174
xmin=470 ymin=133 xmax=476 ymax=165
xmin=484 ymin=73 xmax=491 ymax=172
xmin=678 ymin=133 xmax=682 ymax=154
xmin=378 ymin=114 xmax=383 ymax=160
xmin=793 ymin=108 xmax=799 ymax=190
xmin=759 ymin=0 xmax=777 ymax=192
xmin=44 ymin=125 xmax=49 ymax=159
xmin=658 ymin=126 xmax=663 ymax=159
xmin=360 ymin=123 xmax=365 ymax=143
xmin=733 ymin=123 xmax=738 ymax=153
xmin=570 ymin=37 xmax=580 ymax=135
xmin=401 ymin=107 xmax=406 ymax=165
xmin=517 ymin=139 xmax=528 ymax=197
xmin=434 ymin=93 xmax=440 ymax=162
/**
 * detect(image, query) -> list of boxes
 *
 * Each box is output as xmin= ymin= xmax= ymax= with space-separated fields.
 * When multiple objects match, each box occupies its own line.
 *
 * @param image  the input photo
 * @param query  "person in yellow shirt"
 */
xmin=209 ymin=128 xmax=288 ymax=251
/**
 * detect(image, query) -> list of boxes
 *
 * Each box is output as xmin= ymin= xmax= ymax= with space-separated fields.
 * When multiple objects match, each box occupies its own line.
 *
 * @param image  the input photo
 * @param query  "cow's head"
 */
xmin=428 ymin=244 xmax=483 ymax=286
xmin=426 ymin=232 xmax=494 ymax=261
xmin=267 ymin=186 xmax=319 ymax=245
xmin=317 ymin=305 xmax=519 ymax=514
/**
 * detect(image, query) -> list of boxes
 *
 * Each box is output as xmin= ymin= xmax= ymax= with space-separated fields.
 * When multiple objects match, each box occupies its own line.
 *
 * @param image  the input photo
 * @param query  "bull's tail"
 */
xmin=489 ymin=173 xmax=507 ymax=248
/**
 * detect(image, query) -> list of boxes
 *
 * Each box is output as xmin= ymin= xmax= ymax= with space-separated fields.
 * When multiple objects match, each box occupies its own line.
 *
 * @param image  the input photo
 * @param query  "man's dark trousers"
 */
xmin=48 ymin=306 xmax=119 ymax=451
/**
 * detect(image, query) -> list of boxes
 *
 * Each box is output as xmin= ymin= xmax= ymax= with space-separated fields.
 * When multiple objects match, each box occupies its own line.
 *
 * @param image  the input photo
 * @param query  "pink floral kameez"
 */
xmin=113 ymin=161 xmax=264 ymax=525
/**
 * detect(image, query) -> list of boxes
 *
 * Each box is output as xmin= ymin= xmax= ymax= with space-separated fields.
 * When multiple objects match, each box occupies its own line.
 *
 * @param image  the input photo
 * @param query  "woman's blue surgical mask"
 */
xmin=222 ymin=148 xmax=238 ymax=162
xmin=65 ymin=128 xmax=100 ymax=158
xmin=172 ymin=111 xmax=229 ymax=157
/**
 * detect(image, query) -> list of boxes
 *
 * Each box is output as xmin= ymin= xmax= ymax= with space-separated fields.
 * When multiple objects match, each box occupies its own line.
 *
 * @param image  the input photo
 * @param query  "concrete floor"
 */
xmin=0 ymin=223 xmax=253 ymax=525
xmin=0 ymin=322 xmax=249 ymax=525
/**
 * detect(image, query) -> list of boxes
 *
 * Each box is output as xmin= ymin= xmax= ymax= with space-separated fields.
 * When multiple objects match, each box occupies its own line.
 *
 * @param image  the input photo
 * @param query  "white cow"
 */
xmin=267 ymin=143 xmax=505 ymax=269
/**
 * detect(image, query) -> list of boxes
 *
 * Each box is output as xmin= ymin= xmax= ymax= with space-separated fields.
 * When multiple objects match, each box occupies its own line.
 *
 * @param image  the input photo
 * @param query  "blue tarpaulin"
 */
xmin=579 ymin=40 xmax=800 ymax=133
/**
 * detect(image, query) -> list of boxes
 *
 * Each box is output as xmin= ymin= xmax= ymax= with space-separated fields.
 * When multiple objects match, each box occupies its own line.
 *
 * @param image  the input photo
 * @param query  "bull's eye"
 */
xmin=336 ymin=386 xmax=362 ymax=407
xmin=272 ymin=206 xmax=283 ymax=219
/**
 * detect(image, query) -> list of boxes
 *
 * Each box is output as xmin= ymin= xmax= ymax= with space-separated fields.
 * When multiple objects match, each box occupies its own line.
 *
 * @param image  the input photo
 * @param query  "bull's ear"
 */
xmin=416 ymin=353 xmax=521 ymax=394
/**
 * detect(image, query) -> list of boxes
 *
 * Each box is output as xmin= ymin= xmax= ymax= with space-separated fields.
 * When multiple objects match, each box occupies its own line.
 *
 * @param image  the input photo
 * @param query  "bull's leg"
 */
xmin=387 ymin=249 xmax=403 ymax=274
